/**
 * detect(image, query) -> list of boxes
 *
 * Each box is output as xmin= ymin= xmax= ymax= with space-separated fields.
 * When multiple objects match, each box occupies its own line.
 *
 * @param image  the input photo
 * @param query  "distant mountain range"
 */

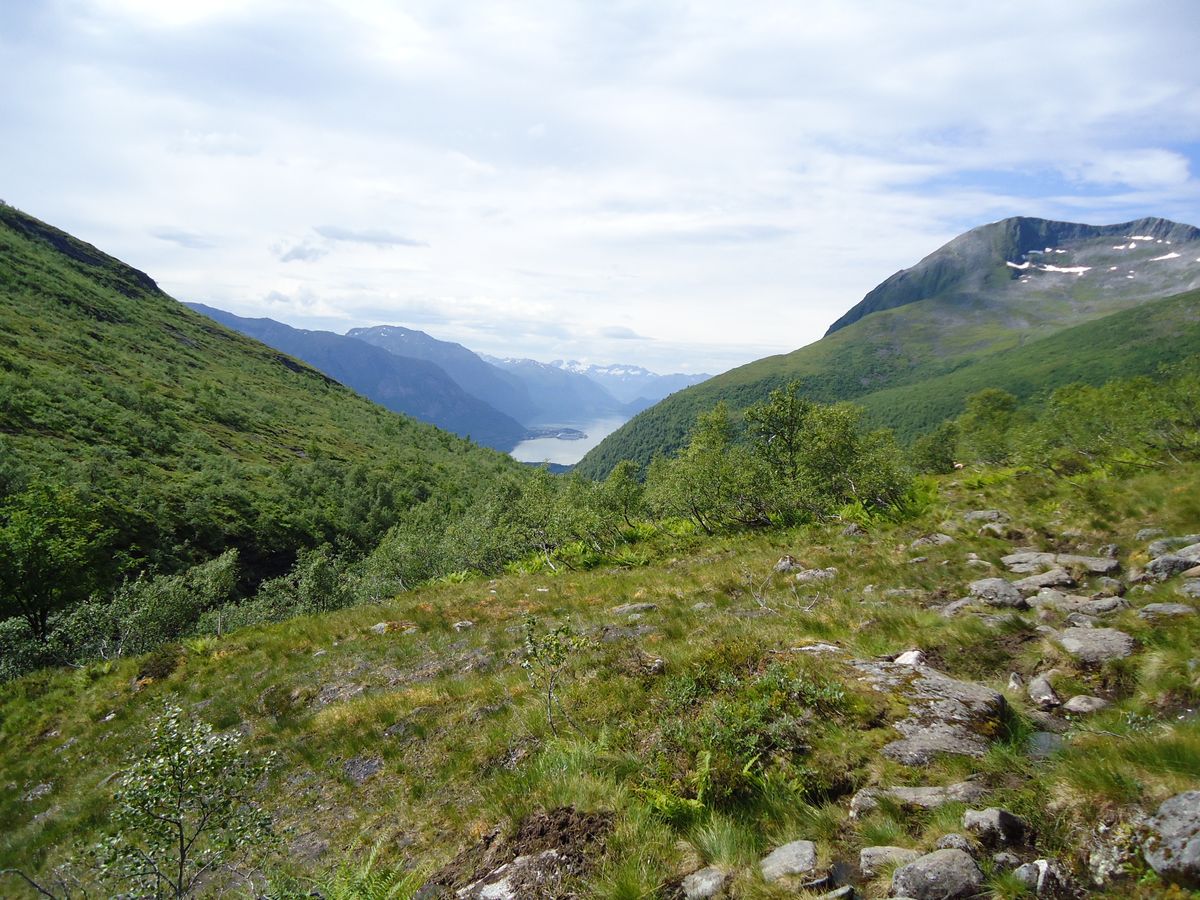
xmin=182 ymin=310 xmax=711 ymax=453
xmin=577 ymin=215 xmax=1200 ymax=478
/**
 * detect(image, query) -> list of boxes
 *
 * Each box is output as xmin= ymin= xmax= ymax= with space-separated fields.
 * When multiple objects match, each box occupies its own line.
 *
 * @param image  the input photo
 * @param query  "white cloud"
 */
xmin=1 ymin=0 xmax=1198 ymax=372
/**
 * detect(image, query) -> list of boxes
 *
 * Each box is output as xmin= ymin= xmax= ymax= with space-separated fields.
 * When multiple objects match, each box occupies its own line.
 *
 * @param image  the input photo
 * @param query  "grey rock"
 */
xmin=1139 ymin=602 xmax=1196 ymax=620
xmin=759 ymin=839 xmax=818 ymax=883
xmin=342 ymin=756 xmax=383 ymax=784
xmin=1182 ymin=579 xmax=1200 ymax=599
xmin=370 ymin=621 xmax=390 ymax=634
xmin=1098 ymin=543 xmax=1120 ymax=559
xmin=1007 ymin=672 xmax=1024 ymax=691
xmin=1148 ymin=534 xmax=1200 ymax=557
xmin=935 ymin=834 xmax=973 ymax=853
xmin=968 ymin=577 xmax=1026 ymax=608
xmin=1056 ymin=554 xmax=1121 ymax=575
xmin=1027 ymin=709 xmax=1070 ymax=734
xmin=992 ymin=850 xmax=1022 ymax=869
xmin=681 ymin=865 xmax=729 ymax=899
xmin=1028 ymin=672 xmax=1061 ymax=709
xmin=890 ymin=849 xmax=983 ymax=900
xmin=940 ymin=598 xmax=976 ymax=618
xmin=859 ymin=845 xmax=920 ymax=878
xmin=1012 ymin=858 xmax=1070 ymax=896
xmin=455 ymin=848 xmax=576 ymax=899
xmin=1027 ymin=731 xmax=1065 ymax=759
xmin=850 ymin=662 xmax=1008 ymax=765
xmin=908 ymin=556 xmax=928 ymax=564
xmin=818 ymin=887 xmax=857 ymax=900
xmin=894 ymin=649 xmax=927 ymax=666
xmin=1094 ymin=576 xmax=1125 ymax=596
xmin=730 ymin=607 xmax=777 ymax=619
xmin=850 ymin=782 xmax=989 ymax=818
xmin=1144 ymin=791 xmax=1200 ymax=888
xmin=774 ymin=555 xmax=801 ymax=573
xmin=1002 ymin=551 xmax=1057 ymax=573
xmin=1063 ymin=695 xmax=1109 ymax=714
xmin=963 ymin=808 xmax=1026 ymax=847
xmin=842 ymin=523 xmax=867 ymax=537
xmin=610 ymin=602 xmax=657 ymax=615
xmin=23 ymin=782 xmax=52 ymax=802
xmin=1057 ymin=627 xmax=1135 ymax=663
xmin=1137 ymin=527 xmax=1166 ymax=542
xmin=1064 ymin=613 xmax=1098 ymax=628
xmin=1078 ymin=596 xmax=1130 ymax=615
xmin=452 ymin=620 xmax=475 ymax=631
xmin=964 ymin=509 xmax=1008 ymax=523
xmin=1013 ymin=567 xmax=1075 ymax=595
xmin=1176 ymin=542 xmax=1200 ymax=562
xmin=1146 ymin=554 xmax=1198 ymax=581
xmin=911 ymin=533 xmax=955 ymax=549
xmin=597 ymin=624 xmax=657 ymax=642
xmin=796 ymin=566 xmax=838 ymax=583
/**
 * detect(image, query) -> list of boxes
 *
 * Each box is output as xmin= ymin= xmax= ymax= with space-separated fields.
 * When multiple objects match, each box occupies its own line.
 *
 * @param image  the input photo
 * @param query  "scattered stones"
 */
xmin=1064 ymin=613 xmax=1098 ymax=628
xmin=681 ymin=865 xmax=729 ymax=899
xmin=452 ymin=620 xmax=475 ymax=631
xmin=1056 ymin=627 xmax=1135 ymax=663
xmin=1002 ymin=551 xmax=1118 ymax=575
xmin=610 ymin=602 xmax=657 ymax=616
xmin=454 ymin=848 xmax=572 ymax=898
xmin=891 ymin=849 xmax=983 ymax=900
xmin=962 ymin=808 xmax=1026 ymax=847
xmin=935 ymin=834 xmax=973 ymax=853
xmin=850 ymin=661 xmax=1008 ymax=765
xmin=23 ymin=782 xmax=52 ymax=802
xmin=893 ymin=649 xmax=926 ymax=666
xmin=967 ymin=577 xmax=1027 ymax=609
xmin=1057 ymin=554 xmax=1121 ymax=575
xmin=1028 ymin=673 xmax=1061 ymax=709
xmin=1013 ymin=567 xmax=1075 ymax=595
xmin=859 ymin=845 xmax=920 ymax=878
xmin=850 ymin=781 xmax=989 ymax=818
xmin=1002 ymin=551 xmax=1057 ymax=573
xmin=796 ymin=566 xmax=838 ymax=583
xmin=964 ymin=509 xmax=1008 ymax=523
xmin=1012 ymin=858 xmax=1070 ymax=896
xmin=1063 ymin=695 xmax=1109 ymax=715
xmin=911 ymin=533 xmax=954 ymax=549
xmin=759 ymin=839 xmax=818 ymax=884
xmin=1144 ymin=791 xmax=1200 ymax=888
xmin=342 ymin=756 xmax=383 ymax=784
xmin=1139 ymin=603 xmax=1195 ymax=620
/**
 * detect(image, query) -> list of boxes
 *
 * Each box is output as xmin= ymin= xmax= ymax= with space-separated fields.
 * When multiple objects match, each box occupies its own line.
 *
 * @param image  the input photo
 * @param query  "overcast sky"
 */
xmin=4 ymin=1 xmax=1199 ymax=373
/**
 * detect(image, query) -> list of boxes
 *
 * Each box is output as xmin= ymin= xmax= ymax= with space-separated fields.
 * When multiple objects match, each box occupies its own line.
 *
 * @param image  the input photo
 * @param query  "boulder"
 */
xmin=1136 ymin=527 xmax=1165 ymax=542
xmin=1027 ymin=731 xmax=1064 ymax=759
xmin=610 ymin=602 xmax=657 ymax=616
xmin=1028 ymin=673 xmax=1061 ymax=709
xmin=796 ymin=566 xmax=838 ymax=583
xmin=1013 ymin=567 xmax=1075 ymax=595
xmin=968 ymin=577 xmax=1026 ymax=608
xmin=1056 ymin=627 xmax=1135 ymax=663
xmin=452 ymin=620 xmax=475 ymax=631
xmin=1174 ymin=542 xmax=1200 ymax=562
xmin=1012 ymin=858 xmax=1070 ymax=896
xmin=1056 ymin=554 xmax=1121 ymax=575
xmin=774 ymin=555 xmax=801 ymax=573
xmin=1001 ymin=551 xmax=1057 ymax=574
xmin=850 ymin=782 xmax=988 ymax=818
xmin=911 ymin=533 xmax=955 ymax=548
xmin=759 ymin=839 xmax=818 ymax=883
xmin=1062 ymin=695 xmax=1109 ymax=714
xmin=1148 ymin=534 xmax=1200 ymax=557
xmin=1182 ymin=579 xmax=1200 ymax=599
xmin=964 ymin=509 xmax=1008 ymax=523
xmin=1138 ymin=603 xmax=1195 ymax=620
xmin=859 ymin=845 xmax=920 ymax=878
xmin=890 ymin=849 xmax=983 ymax=900
xmin=894 ymin=649 xmax=927 ymax=666
xmin=1093 ymin=576 xmax=1125 ymax=596
xmin=1144 ymin=791 xmax=1200 ymax=888
xmin=992 ymin=850 xmax=1022 ymax=869
xmin=935 ymin=834 xmax=973 ymax=853
xmin=939 ymin=598 xmax=976 ymax=618
xmin=962 ymin=808 xmax=1026 ymax=847
xmin=1146 ymin=555 xmax=1198 ymax=581
xmin=681 ymin=866 xmax=729 ymax=899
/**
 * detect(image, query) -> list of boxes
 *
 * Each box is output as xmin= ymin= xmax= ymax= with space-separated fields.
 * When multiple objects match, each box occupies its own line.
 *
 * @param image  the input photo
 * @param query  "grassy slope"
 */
xmin=4 ymin=462 xmax=1199 ymax=897
xmin=0 ymin=204 xmax=521 ymax=573
xmin=578 ymin=288 xmax=1200 ymax=478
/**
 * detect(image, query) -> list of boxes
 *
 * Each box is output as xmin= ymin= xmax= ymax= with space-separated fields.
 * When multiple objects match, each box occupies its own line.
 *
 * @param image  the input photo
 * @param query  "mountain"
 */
xmin=0 ymin=203 xmax=520 ymax=586
xmin=346 ymin=324 xmax=538 ymax=423
xmin=549 ymin=360 xmax=711 ymax=409
xmin=577 ymin=215 xmax=1200 ymax=477
xmin=483 ymin=355 xmax=627 ymax=423
xmin=188 ymin=306 xmax=528 ymax=452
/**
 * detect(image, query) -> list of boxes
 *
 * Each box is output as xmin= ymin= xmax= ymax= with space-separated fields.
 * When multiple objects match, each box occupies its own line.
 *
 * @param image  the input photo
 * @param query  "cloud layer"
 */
xmin=3 ymin=0 xmax=1198 ymax=371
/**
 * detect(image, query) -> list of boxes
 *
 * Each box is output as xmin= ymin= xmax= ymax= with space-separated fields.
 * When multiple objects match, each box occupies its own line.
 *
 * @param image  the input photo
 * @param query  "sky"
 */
xmin=3 ymin=1 xmax=1200 ymax=374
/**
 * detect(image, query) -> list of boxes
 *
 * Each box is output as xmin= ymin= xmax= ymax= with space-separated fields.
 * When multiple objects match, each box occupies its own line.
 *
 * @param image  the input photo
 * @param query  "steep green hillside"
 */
xmin=578 ymin=216 xmax=1200 ymax=478
xmin=0 ymin=204 xmax=521 ymax=585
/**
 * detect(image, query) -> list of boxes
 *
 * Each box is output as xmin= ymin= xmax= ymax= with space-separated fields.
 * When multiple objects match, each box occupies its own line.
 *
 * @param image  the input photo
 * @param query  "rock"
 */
xmin=939 ymin=598 xmax=976 ymax=618
xmin=1056 ymin=627 xmax=1135 ymax=663
xmin=1013 ymin=568 xmax=1076 ymax=595
xmin=1063 ymin=695 xmax=1109 ymax=714
xmin=818 ymin=887 xmax=857 ymax=900
xmin=1057 ymin=554 xmax=1120 ymax=575
xmin=1182 ymin=579 xmax=1200 ymax=598
xmin=850 ymin=782 xmax=988 ymax=818
xmin=935 ymin=834 xmax=973 ymax=853
xmin=793 ymin=642 xmax=845 ymax=655
xmin=1137 ymin=527 xmax=1166 ymax=542
xmin=1064 ymin=613 xmax=1098 ymax=628
xmin=1148 ymin=534 xmax=1200 ymax=557
xmin=1027 ymin=709 xmax=1069 ymax=734
xmin=1002 ymin=551 xmax=1057 ymax=573
xmin=759 ymin=839 xmax=818 ymax=883
xmin=842 ymin=523 xmax=867 ymax=537
xmin=23 ymin=783 xmax=52 ymax=802
xmin=796 ymin=566 xmax=838 ymax=583
xmin=860 ymin=845 xmax=920 ymax=878
xmin=890 ymin=849 xmax=983 ymax=900
xmin=681 ymin=866 xmax=729 ymax=899
xmin=1028 ymin=672 xmax=1061 ymax=709
xmin=774 ymin=555 xmax=801 ymax=573
xmin=1012 ymin=858 xmax=1070 ymax=896
xmin=1146 ymin=555 xmax=1198 ymax=581
xmin=911 ymin=533 xmax=955 ymax=548
xmin=908 ymin=556 xmax=928 ymax=564
xmin=992 ymin=850 xmax=1022 ymax=869
xmin=1139 ymin=603 xmax=1195 ymax=620
xmin=452 ymin=620 xmax=475 ymax=631
xmin=1144 ymin=791 xmax=1200 ymax=888
xmin=964 ymin=509 xmax=1008 ymax=523
xmin=1027 ymin=731 xmax=1064 ymax=759
xmin=1094 ymin=576 xmax=1125 ymax=596
xmin=1098 ymin=543 xmax=1120 ymax=559
xmin=597 ymin=624 xmax=657 ymax=642
xmin=342 ymin=756 xmax=383 ymax=784
xmin=968 ymin=577 xmax=1026 ymax=608
xmin=962 ymin=808 xmax=1026 ymax=847
xmin=610 ymin=602 xmax=657 ymax=616
xmin=850 ymin=662 xmax=1008 ymax=765
xmin=731 ymin=607 xmax=777 ymax=619
xmin=455 ymin=848 xmax=573 ymax=899
xmin=1175 ymin=542 xmax=1200 ymax=562
xmin=1007 ymin=672 xmax=1024 ymax=691
xmin=370 ymin=621 xmax=417 ymax=635
xmin=894 ymin=649 xmax=926 ymax=666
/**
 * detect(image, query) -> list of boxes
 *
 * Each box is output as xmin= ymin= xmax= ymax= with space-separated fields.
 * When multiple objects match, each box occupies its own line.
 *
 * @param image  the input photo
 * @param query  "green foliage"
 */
xmin=521 ymin=616 xmax=591 ymax=736
xmin=311 ymin=843 xmax=425 ymax=900
xmin=956 ymin=387 xmax=1020 ymax=465
xmin=92 ymin=704 xmax=276 ymax=897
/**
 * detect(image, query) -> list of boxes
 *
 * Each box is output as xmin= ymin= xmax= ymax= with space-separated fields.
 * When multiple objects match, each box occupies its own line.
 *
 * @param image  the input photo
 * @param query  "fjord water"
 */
xmin=510 ymin=416 xmax=629 ymax=465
